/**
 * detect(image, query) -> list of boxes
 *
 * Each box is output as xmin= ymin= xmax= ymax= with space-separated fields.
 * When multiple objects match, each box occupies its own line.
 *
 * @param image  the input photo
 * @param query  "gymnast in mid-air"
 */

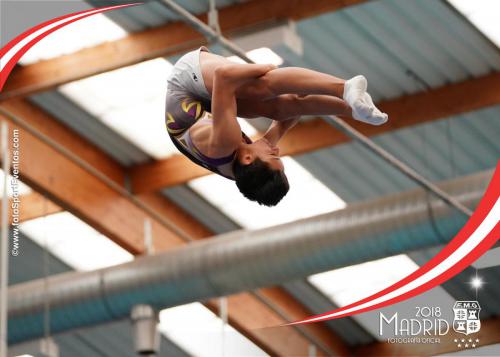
xmin=165 ymin=46 xmax=388 ymax=206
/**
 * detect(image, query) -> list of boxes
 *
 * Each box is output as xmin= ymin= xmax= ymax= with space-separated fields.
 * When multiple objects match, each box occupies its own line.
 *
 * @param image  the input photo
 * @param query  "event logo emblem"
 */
xmin=453 ymin=301 xmax=481 ymax=335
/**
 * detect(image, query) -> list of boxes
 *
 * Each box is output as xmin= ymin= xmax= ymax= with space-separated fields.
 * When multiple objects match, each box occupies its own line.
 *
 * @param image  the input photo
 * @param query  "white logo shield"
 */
xmin=453 ymin=301 xmax=481 ymax=335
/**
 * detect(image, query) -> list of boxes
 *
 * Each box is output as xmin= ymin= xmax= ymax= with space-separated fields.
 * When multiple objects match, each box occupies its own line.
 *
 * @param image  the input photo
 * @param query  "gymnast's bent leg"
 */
xmin=236 ymin=70 xmax=387 ymax=125
xmin=236 ymin=94 xmax=352 ymax=122
xmin=200 ymin=52 xmax=387 ymax=125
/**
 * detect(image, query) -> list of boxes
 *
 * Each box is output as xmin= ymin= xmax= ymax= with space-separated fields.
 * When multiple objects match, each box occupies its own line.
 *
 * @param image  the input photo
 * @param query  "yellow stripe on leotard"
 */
xmin=165 ymin=112 xmax=186 ymax=135
xmin=181 ymin=99 xmax=203 ymax=119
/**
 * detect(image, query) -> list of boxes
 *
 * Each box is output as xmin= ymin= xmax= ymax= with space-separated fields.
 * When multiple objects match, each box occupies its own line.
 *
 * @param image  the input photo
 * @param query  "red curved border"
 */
xmin=290 ymin=160 xmax=500 ymax=325
xmin=0 ymin=3 xmax=142 ymax=90
xmin=1 ymin=2 xmax=499 ymax=326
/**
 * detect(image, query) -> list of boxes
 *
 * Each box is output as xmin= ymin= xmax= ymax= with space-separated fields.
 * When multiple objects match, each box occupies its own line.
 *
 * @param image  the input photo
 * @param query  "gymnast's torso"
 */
xmin=165 ymin=47 xmax=251 ymax=179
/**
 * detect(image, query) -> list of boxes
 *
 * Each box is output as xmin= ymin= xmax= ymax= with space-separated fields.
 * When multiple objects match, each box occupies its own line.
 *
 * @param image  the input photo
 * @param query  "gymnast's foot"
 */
xmin=343 ymin=75 xmax=388 ymax=125
xmin=360 ymin=92 xmax=388 ymax=126
xmin=343 ymin=75 xmax=372 ymax=119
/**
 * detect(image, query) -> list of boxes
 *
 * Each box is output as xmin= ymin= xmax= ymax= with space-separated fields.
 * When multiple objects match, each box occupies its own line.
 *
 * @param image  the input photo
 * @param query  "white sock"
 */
xmin=343 ymin=75 xmax=368 ymax=107
xmin=343 ymin=75 xmax=374 ymax=121
xmin=360 ymin=93 xmax=388 ymax=125
xmin=344 ymin=76 xmax=388 ymax=125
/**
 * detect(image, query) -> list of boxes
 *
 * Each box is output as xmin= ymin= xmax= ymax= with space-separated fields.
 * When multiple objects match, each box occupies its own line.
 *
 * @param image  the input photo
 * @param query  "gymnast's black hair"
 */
xmin=233 ymin=158 xmax=289 ymax=207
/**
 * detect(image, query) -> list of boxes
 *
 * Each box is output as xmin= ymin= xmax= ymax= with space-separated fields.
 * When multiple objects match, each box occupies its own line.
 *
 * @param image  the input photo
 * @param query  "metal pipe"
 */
xmin=7 ymin=170 xmax=490 ymax=343
xmin=208 ymin=0 xmax=221 ymax=35
xmin=0 ymin=122 xmax=10 ymax=357
xmin=158 ymin=0 xmax=252 ymax=61
xmin=158 ymin=0 xmax=471 ymax=220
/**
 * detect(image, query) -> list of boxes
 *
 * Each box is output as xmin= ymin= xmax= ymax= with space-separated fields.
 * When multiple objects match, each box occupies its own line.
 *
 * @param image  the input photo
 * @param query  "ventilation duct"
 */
xmin=8 ymin=170 xmax=492 ymax=343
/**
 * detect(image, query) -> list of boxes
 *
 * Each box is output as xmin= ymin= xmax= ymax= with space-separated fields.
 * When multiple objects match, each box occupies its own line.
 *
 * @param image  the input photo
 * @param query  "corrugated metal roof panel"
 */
xmin=98 ymin=0 xmax=500 ymax=103
xmin=296 ymin=105 xmax=500 ymax=203
xmin=284 ymin=0 xmax=500 ymax=102
xmin=8 ymin=232 xmax=69 ymax=285
xmin=162 ymin=185 xmax=241 ymax=234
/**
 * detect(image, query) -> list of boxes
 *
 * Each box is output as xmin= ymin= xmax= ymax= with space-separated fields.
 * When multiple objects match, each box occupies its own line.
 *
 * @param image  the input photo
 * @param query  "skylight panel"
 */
xmin=159 ymin=302 xmax=268 ymax=357
xmin=0 ymin=169 xmax=32 ymax=197
xmin=247 ymin=47 xmax=284 ymax=66
xmin=188 ymin=156 xmax=346 ymax=229
xmin=59 ymin=58 xmax=179 ymax=159
xmin=227 ymin=56 xmax=247 ymax=64
xmin=237 ymin=117 xmax=258 ymax=137
xmin=227 ymin=47 xmax=284 ymax=66
xmin=19 ymin=212 xmax=133 ymax=270
xmin=308 ymin=254 xmax=419 ymax=307
xmin=19 ymin=13 xmax=127 ymax=65
xmin=448 ymin=0 xmax=500 ymax=47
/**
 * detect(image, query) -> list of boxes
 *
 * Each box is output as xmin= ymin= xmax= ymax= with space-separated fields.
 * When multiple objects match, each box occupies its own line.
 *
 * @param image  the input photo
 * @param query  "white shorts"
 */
xmin=167 ymin=46 xmax=211 ymax=101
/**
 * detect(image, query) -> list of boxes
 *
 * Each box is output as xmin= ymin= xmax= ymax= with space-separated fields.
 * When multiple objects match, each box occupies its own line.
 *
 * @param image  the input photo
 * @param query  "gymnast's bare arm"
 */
xmin=208 ymin=63 xmax=276 ymax=157
xmin=263 ymin=117 xmax=300 ymax=147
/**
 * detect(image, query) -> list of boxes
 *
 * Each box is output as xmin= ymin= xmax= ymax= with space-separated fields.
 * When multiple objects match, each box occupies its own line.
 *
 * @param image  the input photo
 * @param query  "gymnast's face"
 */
xmin=238 ymin=138 xmax=284 ymax=171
